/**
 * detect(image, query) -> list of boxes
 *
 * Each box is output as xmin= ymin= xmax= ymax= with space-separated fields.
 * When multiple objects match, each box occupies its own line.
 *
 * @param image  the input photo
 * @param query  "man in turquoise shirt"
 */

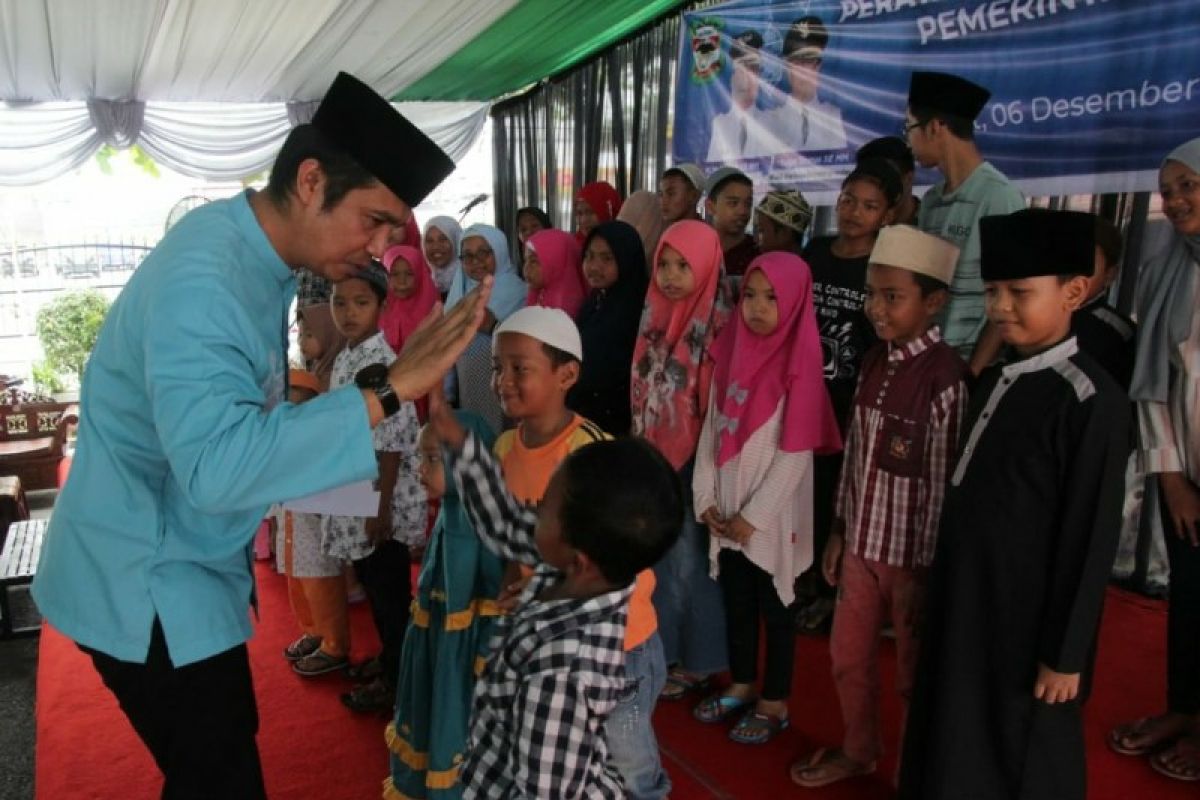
xmin=905 ymin=71 xmax=1026 ymax=375
xmin=31 ymin=73 xmax=490 ymax=798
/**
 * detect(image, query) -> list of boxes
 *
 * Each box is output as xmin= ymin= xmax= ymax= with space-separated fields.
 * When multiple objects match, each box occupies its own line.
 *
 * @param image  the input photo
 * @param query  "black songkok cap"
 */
xmin=980 ymin=209 xmax=1095 ymax=281
xmin=907 ymin=71 xmax=991 ymax=121
xmin=730 ymin=30 xmax=764 ymax=62
xmin=312 ymin=72 xmax=455 ymax=208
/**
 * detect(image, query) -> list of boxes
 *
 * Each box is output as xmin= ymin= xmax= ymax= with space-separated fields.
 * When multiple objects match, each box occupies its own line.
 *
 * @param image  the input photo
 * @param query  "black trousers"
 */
xmin=719 ymin=549 xmax=796 ymax=701
xmin=352 ymin=538 xmax=412 ymax=687
xmin=1163 ymin=489 xmax=1200 ymax=715
xmin=82 ymin=619 xmax=265 ymax=800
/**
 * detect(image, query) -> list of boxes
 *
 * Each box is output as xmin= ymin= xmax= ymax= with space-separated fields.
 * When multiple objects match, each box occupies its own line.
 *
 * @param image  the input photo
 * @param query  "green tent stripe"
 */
xmin=395 ymin=0 xmax=688 ymax=101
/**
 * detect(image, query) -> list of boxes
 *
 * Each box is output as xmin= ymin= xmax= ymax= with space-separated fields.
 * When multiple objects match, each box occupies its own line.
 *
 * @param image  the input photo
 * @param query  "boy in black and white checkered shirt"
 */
xmin=428 ymin=396 xmax=683 ymax=799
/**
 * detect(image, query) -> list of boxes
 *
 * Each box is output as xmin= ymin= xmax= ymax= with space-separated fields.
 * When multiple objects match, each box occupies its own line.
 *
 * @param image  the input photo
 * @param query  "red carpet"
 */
xmin=36 ymin=567 xmax=1193 ymax=799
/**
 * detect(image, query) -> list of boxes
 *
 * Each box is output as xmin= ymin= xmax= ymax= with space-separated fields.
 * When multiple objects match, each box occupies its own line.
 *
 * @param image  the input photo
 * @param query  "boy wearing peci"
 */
xmin=906 ymin=71 xmax=1026 ymax=374
xmin=898 ymin=209 xmax=1130 ymax=800
xmin=793 ymin=225 xmax=968 ymax=787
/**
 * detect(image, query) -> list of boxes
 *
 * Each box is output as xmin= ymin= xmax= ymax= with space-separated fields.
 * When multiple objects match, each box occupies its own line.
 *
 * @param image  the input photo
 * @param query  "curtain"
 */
xmin=0 ymin=99 xmax=489 ymax=185
xmin=491 ymin=10 xmax=680 ymax=248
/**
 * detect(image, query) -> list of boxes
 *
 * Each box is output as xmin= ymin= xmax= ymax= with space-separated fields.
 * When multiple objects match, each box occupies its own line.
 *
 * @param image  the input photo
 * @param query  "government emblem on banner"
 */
xmin=690 ymin=20 xmax=724 ymax=83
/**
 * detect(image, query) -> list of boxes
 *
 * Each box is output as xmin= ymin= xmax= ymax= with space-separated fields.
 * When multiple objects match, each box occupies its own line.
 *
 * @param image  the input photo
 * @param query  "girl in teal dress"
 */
xmin=385 ymin=412 xmax=500 ymax=799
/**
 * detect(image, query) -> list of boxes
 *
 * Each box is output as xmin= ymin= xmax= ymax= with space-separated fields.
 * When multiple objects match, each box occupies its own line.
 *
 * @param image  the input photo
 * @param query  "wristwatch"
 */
xmin=354 ymin=363 xmax=401 ymax=417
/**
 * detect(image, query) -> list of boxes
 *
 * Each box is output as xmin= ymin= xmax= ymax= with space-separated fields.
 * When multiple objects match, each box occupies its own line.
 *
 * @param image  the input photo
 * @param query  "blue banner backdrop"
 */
xmin=673 ymin=0 xmax=1200 ymax=202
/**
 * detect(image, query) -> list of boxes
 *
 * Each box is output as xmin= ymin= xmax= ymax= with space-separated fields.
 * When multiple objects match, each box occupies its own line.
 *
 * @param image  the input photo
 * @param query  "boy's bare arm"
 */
xmin=366 ymin=450 xmax=400 ymax=546
xmin=429 ymin=388 xmax=541 ymax=566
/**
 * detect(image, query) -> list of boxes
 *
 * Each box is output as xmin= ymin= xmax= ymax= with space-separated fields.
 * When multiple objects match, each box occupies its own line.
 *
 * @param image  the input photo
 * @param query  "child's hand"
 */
xmin=496 ymin=575 xmax=533 ymax=612
xmin=1160 ymin=472 xmax=1200 ymax=546
xmin=1033 ymin=663 xmax=1080 ymax=704
xmin=701 ymin=506 xmax=726 ymax=536
xmin=726 ymin=514 xmax=754 ymax=545
xmin=428 ymin=384 xmax=467 ymax=449
xmin=822 ymin=532 xmax=845 ymax=586
xmin=365 ymin=514 xmax=392 ymax=547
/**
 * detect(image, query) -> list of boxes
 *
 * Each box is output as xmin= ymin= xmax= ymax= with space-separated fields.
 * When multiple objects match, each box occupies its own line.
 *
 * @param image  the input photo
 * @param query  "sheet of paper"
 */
xmin=282 ymin=480 xmax=379 ymax=516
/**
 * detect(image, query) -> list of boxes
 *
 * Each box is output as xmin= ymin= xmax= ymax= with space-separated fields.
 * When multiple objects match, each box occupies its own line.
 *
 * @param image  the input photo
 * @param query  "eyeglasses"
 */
xmin=902 ymin=120 xmax=925 ymax=140
xmin=786 ymin=55 xmax=823 ymax=68
xmin=461 ymin=248 xmax=494 ymax=264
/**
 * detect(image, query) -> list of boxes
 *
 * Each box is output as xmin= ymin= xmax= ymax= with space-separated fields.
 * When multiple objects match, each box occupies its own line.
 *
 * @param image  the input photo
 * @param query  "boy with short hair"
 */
xmin=428 ymin=395 xmax=684 ymax=799
xmin=660 ymin=163 xmax=705 ymax=226
xmin=856 ymin=136 xmax=920 ymax=225
xmin=489 ymin=305 xmax=673 ymax=799
xmin=704 ymin=166 xmax=759 ymax=279
xmin=1071 ymin=215 xmax=1135 ymax=390
xmin=898 ymin=209 xmax=1130 ymax=800
xmin=905 ymin=71 xmax=1026 ymax=374
xmin=792 ymin=225 xmax=968 ymax=788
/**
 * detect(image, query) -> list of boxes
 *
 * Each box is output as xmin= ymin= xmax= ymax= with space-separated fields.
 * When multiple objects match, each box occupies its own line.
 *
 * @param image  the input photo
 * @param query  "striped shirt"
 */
xmin=450 ymin=431 xmax=629 ymax=800
xmin=1139 ymin=276 xmax=1200 ymax=481
xmin=835 ymin=328 xmax=969 ymax=568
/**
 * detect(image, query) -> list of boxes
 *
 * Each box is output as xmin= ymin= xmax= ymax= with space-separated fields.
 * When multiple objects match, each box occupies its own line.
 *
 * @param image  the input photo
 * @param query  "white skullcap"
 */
xmin=493 ymin=306 xmax=583 ymax=362
xmin=869 ymin=225 xmax=960 ymax=286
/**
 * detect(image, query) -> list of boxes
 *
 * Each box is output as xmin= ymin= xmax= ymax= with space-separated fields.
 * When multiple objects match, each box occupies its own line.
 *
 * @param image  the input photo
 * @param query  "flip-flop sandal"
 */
xmin=729 ymin=710 xmax=789 ymax=745
xmin=693 ymin=693 xmax=756 ymax=724
xmin=1150 ymin=737 xmax=1200 ymax=782
xmin=790 ymin=747 xmax=876 ymax=788
xmin=292 ymin=649 xmax=349 ymax=677
xmin=659 ymin=670 xmax=713 ymax=701
xmin=282 ymin=634 xmax=322 ymax=662
xmin=1107 ymin=716 xmax=1186 ymax=756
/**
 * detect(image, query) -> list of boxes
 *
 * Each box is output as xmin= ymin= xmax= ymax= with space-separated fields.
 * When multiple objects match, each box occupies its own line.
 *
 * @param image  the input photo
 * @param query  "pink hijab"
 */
xmin=525 ymin=229 xmax=586 ymax=317
xmin=575 ymin=181 xmax=623 ymax=244
xmin=709 ymin=253 xmax=841 ymax=467
xmin=630 ymin=220 xmax=732 ymax=470
xmin=378 ymin=245 xmax=439 ymax=353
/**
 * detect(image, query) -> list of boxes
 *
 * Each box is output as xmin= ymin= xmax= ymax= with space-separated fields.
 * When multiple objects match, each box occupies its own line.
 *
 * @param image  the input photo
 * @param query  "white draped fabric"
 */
xmin=0 ymin=99 xmax=489 ymax=185
xmin=0 ymin=0 xmax=513 ymax=184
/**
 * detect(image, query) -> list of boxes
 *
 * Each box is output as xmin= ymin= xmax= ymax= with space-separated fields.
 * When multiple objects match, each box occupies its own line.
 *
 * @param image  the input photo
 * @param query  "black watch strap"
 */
xmin=374 ymin=382 xmax=401 ymax=417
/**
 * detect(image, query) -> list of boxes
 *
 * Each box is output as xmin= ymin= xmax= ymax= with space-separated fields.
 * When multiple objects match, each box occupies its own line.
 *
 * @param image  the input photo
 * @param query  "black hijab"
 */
xmin=568 ymin=221 xmax=650 ymax=435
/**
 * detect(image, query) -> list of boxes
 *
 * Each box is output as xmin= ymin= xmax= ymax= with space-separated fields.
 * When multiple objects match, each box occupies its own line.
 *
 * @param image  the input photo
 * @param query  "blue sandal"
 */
xmin=693 ymin=692 xmax=755 ymax=724
xmin=729 ymin=710 xmax=789 ymax=745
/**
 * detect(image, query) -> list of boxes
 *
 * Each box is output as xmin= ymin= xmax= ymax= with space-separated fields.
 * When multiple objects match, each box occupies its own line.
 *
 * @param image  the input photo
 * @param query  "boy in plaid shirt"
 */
xmin=428 ymin=393 xmax=683 ymax=799
xmin=793 ymin=225 xmax=969 ymax=788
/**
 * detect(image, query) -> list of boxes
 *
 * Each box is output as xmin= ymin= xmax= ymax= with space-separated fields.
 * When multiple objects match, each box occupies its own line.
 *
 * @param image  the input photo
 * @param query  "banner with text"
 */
xmin=673 ymin=0 xmax=1200 ymax=201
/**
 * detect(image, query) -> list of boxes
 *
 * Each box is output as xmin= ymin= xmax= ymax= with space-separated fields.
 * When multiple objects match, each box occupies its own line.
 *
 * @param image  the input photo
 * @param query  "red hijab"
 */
xmin=378 ymin=245 xmax=439 ymax=354
xmin=525 ymin=229 xmax=587 ymax=317
xmin=709 ymin=253 xmax=841 ymax=466
xmin=575 ymin=181 xmax=623 ymax=243
xmin=630 ymin=220 xmax=731 ymax=470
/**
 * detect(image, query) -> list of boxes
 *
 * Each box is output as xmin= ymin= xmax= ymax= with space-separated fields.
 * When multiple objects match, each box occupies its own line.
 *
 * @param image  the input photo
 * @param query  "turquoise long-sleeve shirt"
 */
xmin=32 ymin=191 xmax=378 ymax=666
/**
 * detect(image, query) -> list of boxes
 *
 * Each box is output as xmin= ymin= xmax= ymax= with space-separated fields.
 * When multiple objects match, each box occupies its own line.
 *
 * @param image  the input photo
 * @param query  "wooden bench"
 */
xmin=0 ymin=402 xmax=77 ymax=491
xmin=0 ymin=517 xmax=46 ymax=638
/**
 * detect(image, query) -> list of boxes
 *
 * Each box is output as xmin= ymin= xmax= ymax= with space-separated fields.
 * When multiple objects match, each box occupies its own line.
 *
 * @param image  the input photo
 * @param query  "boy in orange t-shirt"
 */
xmin=490 ymin=306 xmax=669 ymax=799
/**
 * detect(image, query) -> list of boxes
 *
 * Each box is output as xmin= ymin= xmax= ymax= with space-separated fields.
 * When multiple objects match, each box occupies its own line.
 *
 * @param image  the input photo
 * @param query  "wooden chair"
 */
xmin=0 ymin=403 xmax=78 ymax=491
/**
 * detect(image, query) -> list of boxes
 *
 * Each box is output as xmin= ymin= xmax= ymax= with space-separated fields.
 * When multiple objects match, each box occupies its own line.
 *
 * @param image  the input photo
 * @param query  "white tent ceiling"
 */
xmin=0 ymin=0 xmax=518 ymax=102
xmin=0 ymin=0 xmax=520 ymax=184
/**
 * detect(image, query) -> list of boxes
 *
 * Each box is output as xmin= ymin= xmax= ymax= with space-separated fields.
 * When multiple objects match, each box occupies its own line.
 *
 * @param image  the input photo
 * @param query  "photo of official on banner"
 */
xmin=674 ymin=0 xmax=1200 ymax=200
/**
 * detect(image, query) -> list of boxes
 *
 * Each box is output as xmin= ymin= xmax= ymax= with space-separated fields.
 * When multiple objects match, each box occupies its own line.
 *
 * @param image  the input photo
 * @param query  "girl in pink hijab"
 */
xmin=631 ymin=219 xmax=733 ymax=702
xmin=691 ymin=251 xmax=841 ymax=744
xmin=523 ymin=229 xmax=587 ymax=318
xmin=378 ymin=245 xmax=439 ymax=355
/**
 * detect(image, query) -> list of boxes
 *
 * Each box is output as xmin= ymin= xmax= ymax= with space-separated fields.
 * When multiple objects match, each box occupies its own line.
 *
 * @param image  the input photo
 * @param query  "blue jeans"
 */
xmin=652 ymin=462 xmax=729 ymax=673
xmin=608 ymin=632 xmax=670 ymax=800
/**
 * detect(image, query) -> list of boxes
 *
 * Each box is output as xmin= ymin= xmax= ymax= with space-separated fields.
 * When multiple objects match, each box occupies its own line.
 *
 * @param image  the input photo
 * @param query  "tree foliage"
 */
xmin=35 ymin=290 xmax=111 ymax=384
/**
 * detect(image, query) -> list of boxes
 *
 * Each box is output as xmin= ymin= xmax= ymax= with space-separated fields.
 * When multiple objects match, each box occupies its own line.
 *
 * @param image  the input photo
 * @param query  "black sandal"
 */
xmin=340 ymin=677 xmax=394 ymax=715
xmin=344 ymin=656 xmax=382 ymax=682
